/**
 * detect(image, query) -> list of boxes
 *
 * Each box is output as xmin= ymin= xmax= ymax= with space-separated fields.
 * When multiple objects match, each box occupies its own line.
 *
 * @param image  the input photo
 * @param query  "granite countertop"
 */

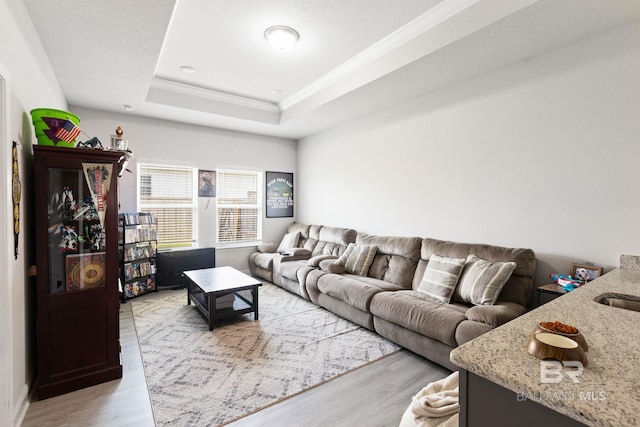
xmin=450 ymin=267 xmax=640 ymax=427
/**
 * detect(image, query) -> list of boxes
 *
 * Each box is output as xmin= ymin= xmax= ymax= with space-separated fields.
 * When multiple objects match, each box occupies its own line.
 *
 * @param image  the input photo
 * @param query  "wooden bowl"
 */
xmin=527 ymin=332 xmax=588 ymax=366
xmin=533 ymin=322 xmax=588 ymax=352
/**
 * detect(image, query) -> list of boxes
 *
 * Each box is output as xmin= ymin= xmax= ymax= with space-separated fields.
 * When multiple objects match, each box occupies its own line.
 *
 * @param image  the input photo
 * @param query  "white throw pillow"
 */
xmin=277 ymin=231 xmax=300 ymax=253
xmin=336 ymin=243 xmax=377 ymax=276
xmin=454 ymin=254 xmax=516 ymax=305
xmin=417 ymin=254 xmax=466 ymax=303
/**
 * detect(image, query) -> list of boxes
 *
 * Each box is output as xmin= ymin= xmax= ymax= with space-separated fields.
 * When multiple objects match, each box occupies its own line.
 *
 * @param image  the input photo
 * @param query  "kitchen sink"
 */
xmin=594 ymin=293 xmax=640 ymax=312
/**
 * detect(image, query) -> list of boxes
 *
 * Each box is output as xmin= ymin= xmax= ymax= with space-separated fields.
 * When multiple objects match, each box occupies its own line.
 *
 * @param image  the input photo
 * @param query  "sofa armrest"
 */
xmin=257 ymin=242 xmax=279 ymax=253
xmin=308 ymin=254 xmax=339 ymax=267
xmin=284 ymin=248 xmax=312 ymax=257
xmin=465 ymin=302 xmax=526 ymax=328
xmin=319 ymin=259 xmax=347 ymax=274
xmin=274 ymin=249 xmax=312 ymax=263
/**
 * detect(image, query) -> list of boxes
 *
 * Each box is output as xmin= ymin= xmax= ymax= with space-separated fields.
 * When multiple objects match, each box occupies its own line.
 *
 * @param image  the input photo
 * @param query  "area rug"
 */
xmin=131 ymin=283 xmax=401 ymax=426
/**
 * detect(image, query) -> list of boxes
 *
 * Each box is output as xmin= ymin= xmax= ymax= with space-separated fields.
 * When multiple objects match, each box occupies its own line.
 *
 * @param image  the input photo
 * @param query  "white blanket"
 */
xmin=398 ymin=371 xmax=459 ymax=427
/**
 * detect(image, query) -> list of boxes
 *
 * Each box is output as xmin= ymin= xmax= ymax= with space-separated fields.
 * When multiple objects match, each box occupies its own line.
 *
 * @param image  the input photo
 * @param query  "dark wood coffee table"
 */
xmin=184 ymin=266 xmax=262 ymax=330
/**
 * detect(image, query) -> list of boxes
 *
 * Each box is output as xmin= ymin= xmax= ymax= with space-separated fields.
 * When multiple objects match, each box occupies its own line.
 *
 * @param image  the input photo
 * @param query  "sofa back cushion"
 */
xmin=413 ymin=238 xmax=536 ymax=307
xmin=356 ymin=234 xmax=422 ymax=288
xmin=310 ymin=225 xmax=357 ymax=257
xmin=286 ymin=223 xmax=311 ymax=247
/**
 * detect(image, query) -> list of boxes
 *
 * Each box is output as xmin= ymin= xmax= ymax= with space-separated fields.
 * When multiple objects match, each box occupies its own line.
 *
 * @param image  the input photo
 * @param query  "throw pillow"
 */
xmin=337 ymin=243 xmax=377 ymax=276
xmin=454 ymin=254 xmax=516 ymax=305
xmin=277 ymin=231 xmax=300 ymax=254
xmin=417 ymin=254 xmax=466 ymax=303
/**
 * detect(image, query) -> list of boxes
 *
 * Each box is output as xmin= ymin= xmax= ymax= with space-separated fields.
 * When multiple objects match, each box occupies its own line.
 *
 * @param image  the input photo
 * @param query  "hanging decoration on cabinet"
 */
xmin=266 ymin=171 xmax=294 ymax=218
xmin=12 ymin=141 xmax=21 ymax=259
xmin=82 ymin=162 xmax=113 ymax=230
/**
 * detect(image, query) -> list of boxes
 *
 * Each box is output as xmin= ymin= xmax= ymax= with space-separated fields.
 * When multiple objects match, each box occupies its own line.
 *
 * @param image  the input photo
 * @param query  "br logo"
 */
xmin=540 ymin=360 xmax=583 ymax=384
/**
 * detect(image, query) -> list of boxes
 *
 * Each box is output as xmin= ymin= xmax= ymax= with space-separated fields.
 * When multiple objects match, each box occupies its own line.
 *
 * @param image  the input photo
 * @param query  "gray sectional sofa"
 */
xmin=248 ymin=223 xmax=536 ymax=370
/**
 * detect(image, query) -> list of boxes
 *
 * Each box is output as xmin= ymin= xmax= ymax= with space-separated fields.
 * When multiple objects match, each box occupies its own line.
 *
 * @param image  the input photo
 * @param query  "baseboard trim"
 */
xmin=13 ymin=383 xmax=30 ymax=427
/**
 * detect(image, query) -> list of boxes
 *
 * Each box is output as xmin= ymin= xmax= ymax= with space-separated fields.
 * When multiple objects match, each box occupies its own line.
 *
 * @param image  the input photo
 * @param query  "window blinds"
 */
xmin=138 ymin=163 xmax=197 ymax=248
xmin=217 ymin=169 xmax=261 ymax=244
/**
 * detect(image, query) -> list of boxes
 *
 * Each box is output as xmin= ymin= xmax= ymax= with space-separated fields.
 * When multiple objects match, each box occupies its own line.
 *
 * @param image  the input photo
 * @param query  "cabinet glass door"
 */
xmin=47 ymin=167 xmax=107 ymax=294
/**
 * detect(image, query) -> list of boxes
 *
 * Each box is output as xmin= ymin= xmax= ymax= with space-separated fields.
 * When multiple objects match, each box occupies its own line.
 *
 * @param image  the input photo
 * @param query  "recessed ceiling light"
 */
xmin=180 ymin=65 xmax=196 ymax=73
xmin=123 ymin=104 xmax=134 ymax=111
xmin=264 ymin=26 xmax=299 ymax=51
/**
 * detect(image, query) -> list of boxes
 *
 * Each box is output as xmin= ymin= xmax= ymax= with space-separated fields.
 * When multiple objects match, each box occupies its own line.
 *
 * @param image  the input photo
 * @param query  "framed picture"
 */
xmin=570 ymin=263 xmax=603 ymax=283
xmin=266 ymin=171 xmax=293 ymax=218
xmin=65 ymin=252 xmax=106 ymax=292
xmin=198 ymin=170 xmax=216 ymax=197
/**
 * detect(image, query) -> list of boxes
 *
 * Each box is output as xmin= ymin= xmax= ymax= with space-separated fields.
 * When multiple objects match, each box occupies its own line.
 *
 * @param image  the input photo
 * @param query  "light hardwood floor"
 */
xmin=21 ymin=289 xmax=451 ymax=427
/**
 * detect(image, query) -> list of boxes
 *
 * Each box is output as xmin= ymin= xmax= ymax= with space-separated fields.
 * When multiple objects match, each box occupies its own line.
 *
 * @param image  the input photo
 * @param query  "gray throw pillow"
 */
xmin=277 ymin=231 xmax=300 ymax=253
xmin=337 ymin=243 xmax=377 ymax=276
xmin=454 ymin=254 xmax=516 ymax=305
xmin=417 ymin=254 xmax=466 ymax=303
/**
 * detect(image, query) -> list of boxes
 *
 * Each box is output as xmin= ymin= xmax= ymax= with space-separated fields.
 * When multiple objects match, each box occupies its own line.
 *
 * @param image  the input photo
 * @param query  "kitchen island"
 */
xmin=450 ymin=265 xmax=640 ymax=427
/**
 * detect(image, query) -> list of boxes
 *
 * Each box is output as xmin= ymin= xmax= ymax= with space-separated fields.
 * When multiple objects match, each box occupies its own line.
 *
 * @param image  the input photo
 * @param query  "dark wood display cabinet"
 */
xmin=33 ymin=145 xmax=123 ymax=400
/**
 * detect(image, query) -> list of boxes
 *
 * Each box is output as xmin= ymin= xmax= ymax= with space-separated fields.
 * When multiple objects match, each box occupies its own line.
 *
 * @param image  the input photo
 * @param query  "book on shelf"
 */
xmin=124 ymin=227 xmax=157 ymax=243
xmin=121 ymin=212 xmax=157 ymax=226
xmin=216 ymin=293 xmax=235 ymax=309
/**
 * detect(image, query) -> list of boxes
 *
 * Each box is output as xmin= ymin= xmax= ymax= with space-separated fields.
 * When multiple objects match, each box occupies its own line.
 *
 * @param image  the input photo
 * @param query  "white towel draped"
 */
xmin=399 ymin=371 xmax=459 ymax=427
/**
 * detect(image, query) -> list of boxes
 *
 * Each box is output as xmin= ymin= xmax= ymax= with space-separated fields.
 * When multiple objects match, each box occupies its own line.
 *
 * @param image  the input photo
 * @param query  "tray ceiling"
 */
xmin=24 ymin=0 xmax=640 ymax=139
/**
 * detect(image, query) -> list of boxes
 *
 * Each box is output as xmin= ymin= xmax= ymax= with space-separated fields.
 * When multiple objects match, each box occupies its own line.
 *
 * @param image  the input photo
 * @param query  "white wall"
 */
xmin=70 ymin=107 xmax=297 ymax=271
xmin=0 ymin=1 xmax=68 ymax=425
xmin=297 ymin=22 xmax=640 ymax=285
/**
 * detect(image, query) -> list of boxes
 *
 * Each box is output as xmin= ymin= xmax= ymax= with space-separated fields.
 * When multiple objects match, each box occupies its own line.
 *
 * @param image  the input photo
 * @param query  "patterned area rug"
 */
xmin=131 ymin=283 xmax=400 ymax=426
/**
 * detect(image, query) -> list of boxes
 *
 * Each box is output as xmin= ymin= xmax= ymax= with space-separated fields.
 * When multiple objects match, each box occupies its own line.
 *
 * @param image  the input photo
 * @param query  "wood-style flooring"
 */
xmin=21 ymin=289 xmax=450 ymax=427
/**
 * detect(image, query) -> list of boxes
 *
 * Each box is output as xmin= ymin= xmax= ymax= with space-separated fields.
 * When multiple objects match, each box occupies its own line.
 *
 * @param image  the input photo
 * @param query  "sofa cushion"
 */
xmin=454 ymin=254 xmax=516 ymax=305
xmin=277 ymin=231 xmax=300 ymax=253
xmin=465 ymin=302 xmax=526 ymax=327
xmin=308 ymin=254 xmax=339 ymax=267
xmin=370 ymin=290 xmax=466 ymax=347
xmin=415 ymin=238 xmax=536 ymax=307
xmin=417 ymin=254 xmax=466 ymax=303
xmin=337 ymin=243 xmax=377 ymax=276
xmin=356 ymin=234 xmax=422 ymax=288
xmin=316 ymin=274 xmax=384 ymax=312
xmin=311 ymin=226 xmax=357 ymax=257
xmin=278 ymin=259 xmax=309 ymax=282
xmin=304 ymin=237 xmax=318 ymax=252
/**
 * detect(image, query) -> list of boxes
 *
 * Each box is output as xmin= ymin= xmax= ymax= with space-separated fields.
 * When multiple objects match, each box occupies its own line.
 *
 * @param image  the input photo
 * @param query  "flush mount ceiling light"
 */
xmin=123 ymin=104 xmax=134 ymax=112
xmin=264 ymin=26 xmax=299 ymax=51
xmin=180 ymin=65 xmax=196 ymax=73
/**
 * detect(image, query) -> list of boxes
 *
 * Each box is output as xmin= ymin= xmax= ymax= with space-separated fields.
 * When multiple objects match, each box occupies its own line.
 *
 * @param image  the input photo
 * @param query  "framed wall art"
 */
xmin=198 ymin=170 xmax=216 ymax=197
xmin=266 ymin=171 xmax=293 ymax=218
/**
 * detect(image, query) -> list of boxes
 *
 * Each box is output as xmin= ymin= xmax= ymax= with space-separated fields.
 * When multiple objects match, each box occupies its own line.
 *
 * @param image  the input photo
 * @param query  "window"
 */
xmin=138 ymin=162 xmax=197 ymax=248
xmin=217 ymin=169 xmax=262 ymax=245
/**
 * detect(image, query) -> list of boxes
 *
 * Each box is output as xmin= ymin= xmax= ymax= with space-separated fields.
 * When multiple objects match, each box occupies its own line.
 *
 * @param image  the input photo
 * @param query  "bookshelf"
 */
xmin=119 ymin=212 xmax=158 ymax=299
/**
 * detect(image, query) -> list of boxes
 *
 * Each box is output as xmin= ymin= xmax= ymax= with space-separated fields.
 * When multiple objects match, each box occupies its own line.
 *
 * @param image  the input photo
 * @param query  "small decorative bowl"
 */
xmin=532 ymin=321 xmax=588 ymax=352
xmin=527 ymin=332 xmax=588 ymax=366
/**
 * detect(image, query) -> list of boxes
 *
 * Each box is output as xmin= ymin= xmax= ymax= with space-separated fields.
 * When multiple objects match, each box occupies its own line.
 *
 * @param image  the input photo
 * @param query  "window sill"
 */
xmin=216 ymin=242 xmax=261 ymax=251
